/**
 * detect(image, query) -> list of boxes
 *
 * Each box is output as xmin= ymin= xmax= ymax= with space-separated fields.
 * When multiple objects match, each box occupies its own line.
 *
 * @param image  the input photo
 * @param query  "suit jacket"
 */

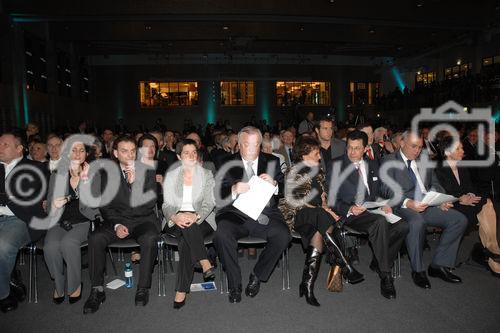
xmin=215 ymin=152 xmax=284 ymax=223
xmin=276 ymin=145 xmax=293 ymax=168
xmin=333 ymin=155 xmax=388 ymax=216
xmin=382 ymin=151 xmax=444 ymax=208
xmin=210 ymin=148 xmax=231 ymax=169
xmin=158 ymin=149 xmax=178 ymax=171
xmin=162 ymin=164 xmax=216 ymax=230
xmin=0 ymin=158 xmax=47 ymax=241
xmin=434 ymin=163 xmax=476 ymax=198
xmin=46 ymin=167 xmax=102 ymax=222
xmin=99 ymin=161 xmax=158 ymax=231
xmin=320 ymin=138 xmax=346 ymax=171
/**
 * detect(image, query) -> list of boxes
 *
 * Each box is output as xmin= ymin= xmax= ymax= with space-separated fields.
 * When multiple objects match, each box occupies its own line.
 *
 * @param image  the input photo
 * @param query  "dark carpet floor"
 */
xmin=2 ymin=235 xmax=499 ymax=333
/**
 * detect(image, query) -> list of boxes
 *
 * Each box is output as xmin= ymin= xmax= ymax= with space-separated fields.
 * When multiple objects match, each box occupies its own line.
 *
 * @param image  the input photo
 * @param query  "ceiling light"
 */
xmin=416 ymin=0 xmax=424 ymax=7
xmin=368 ymin=27 xmax=376 ymax=34
xmin=456 ymin=59 xmax=462 ymax=65
xmin=299 ymin=26 xmax=305 ymax=31
xmin=417 ymin=71 xmax=421 ymax=75
xmin=145 ymin=25 xmax=152 ymax=30
xmin=222 ymin=26 xmax=229 ymax=30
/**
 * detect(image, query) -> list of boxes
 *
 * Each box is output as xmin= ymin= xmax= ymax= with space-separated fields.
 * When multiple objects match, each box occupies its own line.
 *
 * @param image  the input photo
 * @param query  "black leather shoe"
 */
xmin=135 ymin=288 xmax=149 ymax=306
xmin=0 ymin=294 xmax=18 ymax=313
xmin=228 ymin=286 xmax=242 ymax=303
xmin=411 ymin=271 xmax=431 ymax=289
xmin=203 ymin=268 xmax=216 ymax=282
xmin=428 ymin=266 xmax=462 ymax=283
xmin=380 ymin=273 xmax=396 ymax=299
xmin=245 ymin=273 xmax=260 ymax=298
xmin=83 ymin=288 xmax=106 ymax=314
xmin=10 ymin=269 xmax=26 ymax=302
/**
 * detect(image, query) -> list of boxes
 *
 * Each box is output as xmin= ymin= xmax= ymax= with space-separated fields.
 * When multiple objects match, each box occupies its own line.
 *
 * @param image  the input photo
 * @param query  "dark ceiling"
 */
xmin=3 ymin=0 xmax=500 ymax=58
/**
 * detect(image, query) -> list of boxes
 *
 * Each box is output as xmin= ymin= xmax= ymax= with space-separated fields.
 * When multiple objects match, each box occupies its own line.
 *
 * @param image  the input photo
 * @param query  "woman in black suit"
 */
xmin=279 ymin=137 xmax=363 ymax=307
xmin=435 ymin=136 xmax=500 ymax=277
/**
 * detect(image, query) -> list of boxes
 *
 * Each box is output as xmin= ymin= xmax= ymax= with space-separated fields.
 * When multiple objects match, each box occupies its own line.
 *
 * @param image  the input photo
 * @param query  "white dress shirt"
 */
xmin=0 ymin=156 xmax=23 ymax=216
xmin=400 ymin=151 xmax=427 ymax=207
xmin=49 ymin=158 xmax=61 ymax=173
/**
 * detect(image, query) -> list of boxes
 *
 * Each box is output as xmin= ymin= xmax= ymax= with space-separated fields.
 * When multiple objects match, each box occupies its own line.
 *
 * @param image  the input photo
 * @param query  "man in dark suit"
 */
xmin=332 ymin=130 xmax=408 ymax=299
xmin=214 ymin=126 xmax=291 ymax=303
xmin=83 ymin=135 xmax=159 ymax=314
xmin=0 ymin=132 xmax=47 ymax=312
xmin=276 ymin=129 xmax=294 ymax=168
xmin=315 ymin=117 xmax=346 ymax=171
xmin=358 ymin=123 xmax=381 ymax=165
xmin=383 ymin=131 xmax=468 ymax=289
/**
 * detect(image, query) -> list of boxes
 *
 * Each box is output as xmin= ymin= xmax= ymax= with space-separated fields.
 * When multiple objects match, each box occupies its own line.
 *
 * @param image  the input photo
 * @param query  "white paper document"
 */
xmin=106 ymin=279 xmax=125 ymax=290
xmin=232 ymin=175 xmax=277 ymax=220
xmin=362 ymin=199 xmax=389 ymax=209
xmin=369 ymin=208 xmax=402 ymax=224
xmin=421 ymin=191 xmax=458 ymax=206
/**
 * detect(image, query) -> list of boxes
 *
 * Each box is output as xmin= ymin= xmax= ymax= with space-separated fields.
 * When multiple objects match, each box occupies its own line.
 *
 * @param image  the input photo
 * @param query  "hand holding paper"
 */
xmin=233 ymin=176 xmax=277 ymax=220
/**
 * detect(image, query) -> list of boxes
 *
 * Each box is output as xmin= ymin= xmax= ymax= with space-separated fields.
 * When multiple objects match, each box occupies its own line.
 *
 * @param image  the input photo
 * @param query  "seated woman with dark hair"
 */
xmin=44 ymin=142 xmax=101 ymax=304
xmin=162 ymin=139 xmax=216 ymax=309
xmin=435 ymin=136 xmax=500 ymax=277
xmin=279 ymin=137 xmax=363 ymax=307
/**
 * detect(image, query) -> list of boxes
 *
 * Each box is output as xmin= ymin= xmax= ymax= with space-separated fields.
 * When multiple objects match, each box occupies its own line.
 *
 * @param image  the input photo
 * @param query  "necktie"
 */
xmin=406 ymin=160 xmax=423 ymax=200
xmin=0 ymin=164 xmax=6 ymax=205
xmin=288 ymin=148 xmax=293 ymax=164
xmin=367 ymin=147 xmax=374 ymax=160
xmin=246 ymin=160 xmax=254 ymax=180
xmin=355 ymin=162 xmax=370 ymax=194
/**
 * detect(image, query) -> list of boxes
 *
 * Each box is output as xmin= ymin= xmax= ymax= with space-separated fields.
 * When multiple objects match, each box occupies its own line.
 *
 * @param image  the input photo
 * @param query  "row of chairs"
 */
xmin=18 ymin=224 xmax=401 ymax=303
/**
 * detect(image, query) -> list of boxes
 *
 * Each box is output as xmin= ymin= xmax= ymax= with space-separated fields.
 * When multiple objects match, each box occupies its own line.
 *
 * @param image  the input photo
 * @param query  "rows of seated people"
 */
xmin=0 ymin=116 xmax=499 ymax=314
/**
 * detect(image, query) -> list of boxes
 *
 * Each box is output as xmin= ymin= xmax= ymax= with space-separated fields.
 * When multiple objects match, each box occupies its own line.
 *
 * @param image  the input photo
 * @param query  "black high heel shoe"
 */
xmin=173 ymin=298 xmax=186 ymax=309
xmin=53 ymin=291 xmax=65 ymax=305
xmin=69 ymin=284 xmax=83 ymax=304
xmin=323 ymin=229 xmax=364 ymax=284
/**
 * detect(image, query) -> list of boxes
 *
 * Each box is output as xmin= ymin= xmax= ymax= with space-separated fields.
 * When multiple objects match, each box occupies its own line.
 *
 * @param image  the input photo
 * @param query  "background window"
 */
xmin=349 ymin=81 xmax=379 ymax=106
xmin=276 ymin=81 xmax=330 ymax=107
xmin=415 ymin=71 xmax=436 ymax=86
xmin=139 ymin=81 xmax=198 ymax=108
xmin=220 ymin=81 xmax=255 ymax=106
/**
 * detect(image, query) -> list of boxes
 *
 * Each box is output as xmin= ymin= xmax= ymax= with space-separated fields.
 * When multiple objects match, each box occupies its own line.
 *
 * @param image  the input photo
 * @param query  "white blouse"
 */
xmin=179 ymin=185 xmax=195 ymax=212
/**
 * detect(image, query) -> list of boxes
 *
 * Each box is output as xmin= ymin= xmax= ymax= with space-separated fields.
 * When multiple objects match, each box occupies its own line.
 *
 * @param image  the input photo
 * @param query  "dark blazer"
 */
xmin=215 ymin=152 xmax=284 ymax=223
xmin=382 ymin=151 xmax=444 ymax=207
xmin=276 ymin=145 xmax=293 ymax=168
xmin=0 ymin=158 xmax=47 ymax=241
xmin=320 ymin=138 xmax=346 ymax=171
xmin=99 ymin=161 xmax=158 ymax=231
xmin=434 ymin=162 xmax=475 ymax=198
xmin=210 ymin=148 xmax=231 ymax=169
xmin=333 ymin=155 xmax=388 ymax=216
xmin=158 ymin=149 xmax=178 ymax=171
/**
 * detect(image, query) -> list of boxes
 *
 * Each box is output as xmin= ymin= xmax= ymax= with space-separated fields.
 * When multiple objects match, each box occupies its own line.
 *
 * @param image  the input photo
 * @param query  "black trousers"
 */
xmin=168 ymin=221 xmax=213 ymax=293
xmin=214 ymin=213 xmax=291 ymax=290
xmin=345 ymin=212 xmax=409 ymax=273
xmin=88 ymin=222 xmax=159 ymax=289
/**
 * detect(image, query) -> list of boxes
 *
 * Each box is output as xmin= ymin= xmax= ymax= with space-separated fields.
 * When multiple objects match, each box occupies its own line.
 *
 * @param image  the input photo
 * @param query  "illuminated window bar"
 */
xmin=276 ymin=81 xmax=330 ymax=107
xmin=415 ymin=71 xmax=436 ymax=86
xmin=220 ymin=81 xmax=255 ymax=106
xmin=349 ymin=81 xmax=379 ymax=105
xmin=139 ymin=81 xmax=198 ymax=108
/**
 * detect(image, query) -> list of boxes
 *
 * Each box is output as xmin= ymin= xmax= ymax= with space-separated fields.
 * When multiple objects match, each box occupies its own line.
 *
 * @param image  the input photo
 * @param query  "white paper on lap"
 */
xmin=232 ymin=175 xmax=277 ymax=220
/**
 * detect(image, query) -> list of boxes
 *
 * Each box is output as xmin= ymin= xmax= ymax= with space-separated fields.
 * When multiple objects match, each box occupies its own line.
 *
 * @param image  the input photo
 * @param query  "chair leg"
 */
xmin=219 ymin=259 xmax=225 ymax=294
xmin=286 ymin=247 xmax=290 ymax=290
xmin=107 ymin=248 xmax=118 ymax=276
xmin=28 ymin=244 xmax=33 ymax=303
xmin=281 ymin=251 xmax=285 ymax=290
xmin=157 ymin=241 xmax=162 ymax=297
xmin=34 ymin=245 xmax=38 ymax=303
xmin=162 ymin=245 xmax=167 ymax=296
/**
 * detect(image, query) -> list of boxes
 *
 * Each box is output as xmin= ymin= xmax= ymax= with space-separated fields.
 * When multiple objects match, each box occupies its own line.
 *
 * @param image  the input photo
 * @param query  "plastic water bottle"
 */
xmin=124 ymin=262 xmax=134 ymax=288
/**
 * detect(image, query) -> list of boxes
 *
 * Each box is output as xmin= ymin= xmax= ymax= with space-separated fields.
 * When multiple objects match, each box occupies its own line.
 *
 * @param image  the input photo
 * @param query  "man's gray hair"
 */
xmin=401 ymin=130 xmax=421 ymax=141
xmin=237 ymin=126 xmax=263 ymax=144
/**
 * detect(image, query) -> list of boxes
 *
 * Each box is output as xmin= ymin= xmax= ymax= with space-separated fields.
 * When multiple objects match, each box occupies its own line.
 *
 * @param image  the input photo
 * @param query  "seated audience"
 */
xmin=0 ymin=132 xmax=46 ymax=312
xmin=162 ymin=139 xmax=217 ymax=308
xmin=279 ymin=137 xmax=363 ymax=306
xmin=333 ymin=130 xmax=409 ymax=299
xmin=214 ymin=126 xmax=291 ymax=303
xmin=435 ymin=137 xmax=500 ymax=277
xmin=383 ymin=131 xmax=467 ymax=289
xmin=83 ymin=135 xmax=159 ymax=314
xmin=44 ymin=142 xmax=101 ymax=304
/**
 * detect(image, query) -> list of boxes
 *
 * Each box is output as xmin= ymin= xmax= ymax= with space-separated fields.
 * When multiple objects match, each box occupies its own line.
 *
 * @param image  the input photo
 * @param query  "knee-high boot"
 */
xmin=299 ymin=246 xmax=322 ymax=307
xmin=323 ymin=228 xmax=364 ymax=284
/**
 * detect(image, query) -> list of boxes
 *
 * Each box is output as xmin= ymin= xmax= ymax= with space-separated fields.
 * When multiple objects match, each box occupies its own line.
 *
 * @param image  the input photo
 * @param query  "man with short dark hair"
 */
xmin=333 ymin=130 xmax=408 ymax=299
xmin=83 ymin=136 xmax=159 ymax=313
xmin=315 ymin=118 xmax=346 ymax=171
xmin=298 ymin=111 xmax=315 ymax=134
